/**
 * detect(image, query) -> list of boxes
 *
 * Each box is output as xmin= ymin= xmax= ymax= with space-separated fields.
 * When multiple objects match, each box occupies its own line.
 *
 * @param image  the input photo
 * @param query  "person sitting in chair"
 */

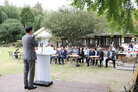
xmin=86 ymin=48 xmax=95 ymax=66
xmin=50 ymin=47 xmax=59 ymax=64
xmin=78 ymin=45 xmax=85 ymax=63
xmin=59 ymin=46 xmax=67 ymax=65
xmin=96 ymin=48 xmax=104 ymax=67
xmin=105 ymin=47 xmax=116 ymax=68
xmin=72 ymin=46 xmax=79 ymax=55
xmin=14 ymin=48 xmax=20 ymax=59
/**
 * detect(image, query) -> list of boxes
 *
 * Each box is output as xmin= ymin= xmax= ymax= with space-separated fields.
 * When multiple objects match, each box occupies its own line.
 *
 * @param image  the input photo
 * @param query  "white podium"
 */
xmin=34 ymin=47 xmax=55 ymax=86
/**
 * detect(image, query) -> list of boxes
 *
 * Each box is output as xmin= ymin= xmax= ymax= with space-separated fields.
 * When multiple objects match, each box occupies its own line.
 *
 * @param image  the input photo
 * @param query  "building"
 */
xmin=61 ymin=32 xmax=138 ymax=48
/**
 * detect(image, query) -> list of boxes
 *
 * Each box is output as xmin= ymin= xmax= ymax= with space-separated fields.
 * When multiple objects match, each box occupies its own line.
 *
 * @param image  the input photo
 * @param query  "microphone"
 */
xmin=33 ymin=34 xmax=37 ymax=38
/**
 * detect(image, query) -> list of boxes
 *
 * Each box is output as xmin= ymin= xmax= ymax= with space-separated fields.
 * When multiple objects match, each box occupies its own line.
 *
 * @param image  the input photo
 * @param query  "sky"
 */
xmin=0 ymin=0 xmax=72 ymax=11
xmin=0 ymin=0 xmax=137 ymax=11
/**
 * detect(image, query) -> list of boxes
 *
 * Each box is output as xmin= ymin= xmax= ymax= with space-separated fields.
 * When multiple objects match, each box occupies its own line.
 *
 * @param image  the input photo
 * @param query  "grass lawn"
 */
xmin=0 ymin=47 xmax=134 ymax=92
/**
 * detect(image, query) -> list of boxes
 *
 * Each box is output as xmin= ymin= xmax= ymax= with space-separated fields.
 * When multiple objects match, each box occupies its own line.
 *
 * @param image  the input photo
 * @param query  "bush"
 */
xmin=15 ymin=42 xmax=22 ymax=48
xmin=8 ymin=43 xmax=13 ymax=47
xmin=0 ymin=19 xmax=24 ymax=43
xmin=0 ymin=41 xmax=2 ymax=45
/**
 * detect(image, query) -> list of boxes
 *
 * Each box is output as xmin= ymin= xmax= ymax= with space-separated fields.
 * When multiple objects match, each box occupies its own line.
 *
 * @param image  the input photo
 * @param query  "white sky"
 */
xmin=0 ymin=0 xmax=72 ymax=11
xmin=0 ymin=0 xmax=137 ymax=11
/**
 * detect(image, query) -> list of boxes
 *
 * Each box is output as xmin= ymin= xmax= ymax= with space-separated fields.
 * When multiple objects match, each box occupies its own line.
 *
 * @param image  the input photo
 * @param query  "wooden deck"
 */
xmin=0 ymin=74 xmax=109 ymax=92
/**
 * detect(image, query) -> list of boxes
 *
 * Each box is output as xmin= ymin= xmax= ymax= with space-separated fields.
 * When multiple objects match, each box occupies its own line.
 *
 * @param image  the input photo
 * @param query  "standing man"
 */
xmin=105 ymin=47 xmax=116 ymax=68
xmin=22 ymin=26 xmax=38 ymax=90
xmin=78 ymin=45 xmax=85 ymax=63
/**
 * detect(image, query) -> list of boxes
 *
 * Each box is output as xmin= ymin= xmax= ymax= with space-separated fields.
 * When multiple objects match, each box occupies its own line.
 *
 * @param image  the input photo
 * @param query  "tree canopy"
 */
xmin=20 ymin=7 xmax=34 ymax=27
xmin=31 ymin=2 xmax=44 ymax=31
xmin=31 ymin=2 xmax=43 ymax=16
xmin=0 ymin=1 xmax=44 ymax=43
xmin=33 ymin=15 xmax=42 ymax=31
xmin=0 ymin=19 xmax=24 ymax=43
xmin=72 ymin=0 xmax=138 ymax=34
xmin=0 ymin=2 xmax=20 ymax=24
xmin=41 ymin=8 xmax=107 ymax=46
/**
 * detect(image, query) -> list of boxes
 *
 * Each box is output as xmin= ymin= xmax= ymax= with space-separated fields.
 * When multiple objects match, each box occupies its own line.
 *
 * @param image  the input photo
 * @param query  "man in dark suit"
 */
xmin=60 ymin=46 xmax=67 ymax=65
xmin=78 ymin=45 xmax=85 ymax=63
xmin=22 ymin=26 xmax=38 ymax=90
xmin=105 ymin=47 xmax=116 ymax=68
xmin=96 ymin=48 xmax=104 ymax=67
xmin=86 ymin=48 xmax=95 ymax=66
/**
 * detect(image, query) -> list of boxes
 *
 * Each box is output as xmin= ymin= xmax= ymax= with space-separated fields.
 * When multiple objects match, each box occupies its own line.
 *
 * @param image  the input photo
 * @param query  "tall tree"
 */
xmin=41 ymin=8 xmax=107 ymax=46
xmin=0 ymin=1 xmax=20 ymax=24
xmin=0 ymin=19 xmax=24 ymax=43
xmin=33 ymin=15 xmax=42 ymax=31
xmin=31 ymin=2 xmax=43 ymax=16
xmin=133 ymin=9 xmax=138 ymax=32
xmin=20 ymin=7 xmax=34 ymax=27
xmin=72 ymin=0 xmax=138 ymax=34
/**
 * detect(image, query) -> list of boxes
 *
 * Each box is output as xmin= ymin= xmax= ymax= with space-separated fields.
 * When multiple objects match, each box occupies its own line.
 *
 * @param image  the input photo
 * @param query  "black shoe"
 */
xmin=24 ymin=86 xmax=28 ymax=89
xmin=28 ymin=85 xmax=37 ymax=90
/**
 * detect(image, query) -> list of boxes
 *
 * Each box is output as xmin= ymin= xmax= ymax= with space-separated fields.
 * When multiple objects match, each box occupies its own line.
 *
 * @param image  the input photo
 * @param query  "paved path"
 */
xmin=0 ymin=74 xmax=109 ymax=92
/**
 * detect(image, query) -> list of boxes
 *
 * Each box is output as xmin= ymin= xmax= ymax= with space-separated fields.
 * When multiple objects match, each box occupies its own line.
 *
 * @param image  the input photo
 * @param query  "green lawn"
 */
xmin=0 ymin=47 xmax=134 ymax=92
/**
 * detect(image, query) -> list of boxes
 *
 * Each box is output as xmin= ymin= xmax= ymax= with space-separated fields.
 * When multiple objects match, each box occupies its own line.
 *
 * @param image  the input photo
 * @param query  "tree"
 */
xmin=72 ymin=0 xmax=138 ymax=34
xmin=133 ymin=9 xmax=138 ymax=33
xmin=0 ymin=1 xmax=20 ymax=24
xmin=0 ymin=19 xmax=24 ymax=43
xmin=0 ymin=11 xmax=8 ymax=24
xmin=31 ymin=2 xmax=44 ymax=31
xmin=20 ymin=7 xmax=34 ymax=27
xmin=41 ymin=8 xmax=107 ymax=46
xmin=31 ymin=2 xmax=43 ymax=16
xmin=33 ymin=15 xmax=42 ymax=31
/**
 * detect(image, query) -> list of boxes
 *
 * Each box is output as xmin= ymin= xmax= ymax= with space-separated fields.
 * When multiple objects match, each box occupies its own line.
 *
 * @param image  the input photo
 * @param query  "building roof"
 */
xmin=86 ymin=29 xmax=134 ymax=37
xmin=34 ymin=27 xmax=52 ymax=38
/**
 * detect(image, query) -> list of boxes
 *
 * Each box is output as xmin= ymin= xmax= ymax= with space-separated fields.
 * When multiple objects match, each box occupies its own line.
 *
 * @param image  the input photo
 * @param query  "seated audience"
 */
xmin=14 ymin=48 xmax=20 ymax=59
xmin=78 ymin=45 xmax=85 ymax=63
xmin=68 ymin=46 xmax=73 ymax=55
xmin=59 ymin=46 xmax=67 ymax=65
xmin=65 ymin=46 xmax=69 ymax=55
xmin=105 ymin=47 xmax=116 ymax=68
xmin=72 ymin=46 xmax=79 ymax=55
xmin=83 ymin=46 xmax=90 ymax=59
xmin=56 ymin=46 xmax=62 ymax=64
xmin=86 ymin=48 xmax=95 ymax=66
xmin=50 ymin=47 xmax=58 ymax=64
xmin=96 ymin=48 xmax=104 ymax=67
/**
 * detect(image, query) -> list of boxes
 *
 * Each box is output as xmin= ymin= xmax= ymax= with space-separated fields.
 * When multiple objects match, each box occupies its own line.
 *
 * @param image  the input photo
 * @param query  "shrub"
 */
xmin=0 ymin=41 xmax=2 ymax=45
xmin=15 ymin=42 xmax=22 ymax=48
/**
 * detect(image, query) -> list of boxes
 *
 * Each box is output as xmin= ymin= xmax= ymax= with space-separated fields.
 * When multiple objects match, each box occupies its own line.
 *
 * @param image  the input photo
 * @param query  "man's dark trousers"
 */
xmin=24 ymin=60 xmax=35 ymax=87
xmin=105 ymin=58 xmax=115 ymax=68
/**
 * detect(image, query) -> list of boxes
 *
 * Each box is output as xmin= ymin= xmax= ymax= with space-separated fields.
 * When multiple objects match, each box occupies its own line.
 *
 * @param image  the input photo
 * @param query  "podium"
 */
xmin=34 ymin=53 xmax=53 ymax=86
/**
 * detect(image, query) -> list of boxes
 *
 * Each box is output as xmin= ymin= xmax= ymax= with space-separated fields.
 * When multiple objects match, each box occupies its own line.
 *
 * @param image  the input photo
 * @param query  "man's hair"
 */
xmin=63 ymin=46 xmax=65 ymax=48
xmin=60 ymin=45 xmax=63 ymax=48
xmin=25 ymin=26 xmax=32 ymax=33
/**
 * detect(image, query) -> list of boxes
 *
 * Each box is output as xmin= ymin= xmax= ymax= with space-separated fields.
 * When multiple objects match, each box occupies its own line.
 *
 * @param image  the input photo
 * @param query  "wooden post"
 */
xmin=131 ymin=65 xmax=138 ymax=92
